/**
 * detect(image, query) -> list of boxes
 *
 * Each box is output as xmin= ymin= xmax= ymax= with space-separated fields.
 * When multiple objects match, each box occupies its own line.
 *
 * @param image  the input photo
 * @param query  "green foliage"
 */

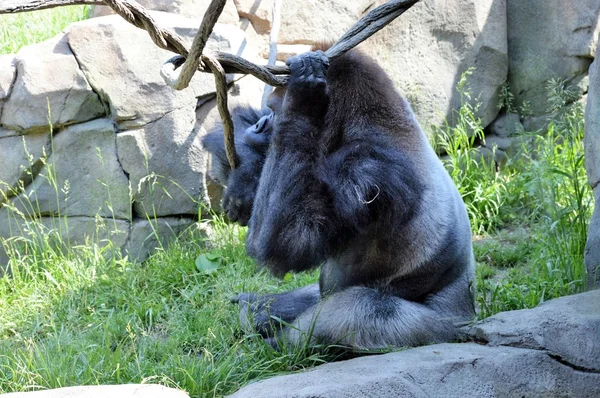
xmin=474 ymin=79 xmax=591 ymax=318
xmin=497 ymin=82 xmax=516 ymax=114
xmin=0 ymin=6 xmax=90 ymax=56
xmin=432 ymin=69 xmax=509 ymax=234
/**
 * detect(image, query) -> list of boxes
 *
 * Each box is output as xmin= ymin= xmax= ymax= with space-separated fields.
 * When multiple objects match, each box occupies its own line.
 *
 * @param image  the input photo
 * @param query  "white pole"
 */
xmin=261 ymin=0 xmax=283 ymax=108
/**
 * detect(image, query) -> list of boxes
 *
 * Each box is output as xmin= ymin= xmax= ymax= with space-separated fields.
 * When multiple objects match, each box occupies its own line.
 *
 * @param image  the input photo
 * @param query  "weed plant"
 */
xmin=432 ymin=69 xmax=509 ymax=234
xmin=470 ymin=79 xmax=592 ymax=318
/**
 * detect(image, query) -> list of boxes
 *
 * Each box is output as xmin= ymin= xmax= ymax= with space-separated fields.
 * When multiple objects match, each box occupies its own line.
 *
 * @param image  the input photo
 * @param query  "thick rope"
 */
xmin=202 ymin=54 xmax=239 ymax=170
xmin=172 ymin=0 xmax=226 ymax=90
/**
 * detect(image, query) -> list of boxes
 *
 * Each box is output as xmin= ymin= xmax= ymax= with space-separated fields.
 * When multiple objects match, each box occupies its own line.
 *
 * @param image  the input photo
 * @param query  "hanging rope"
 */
xmin=1 ymin=0 xmax=422 ymax=170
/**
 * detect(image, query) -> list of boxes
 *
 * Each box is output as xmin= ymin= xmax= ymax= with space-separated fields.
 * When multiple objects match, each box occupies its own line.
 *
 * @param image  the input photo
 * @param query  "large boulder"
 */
xmin=10 ymin=119 xmax=130 ymax=220
xmin=585 ymin=43 xmax=600 ymax=288
xmin=67 ymin=14 xmax=240 ymax=130
xmin=230 ymin=290 xmax=600 ymax=397
xmin=507 ymin=0 xmax=600 ymax=118
xmin=0 ymin=35 xmax=104 ymax=134
xmin=364 ymin=0 xmax=508 ymax=129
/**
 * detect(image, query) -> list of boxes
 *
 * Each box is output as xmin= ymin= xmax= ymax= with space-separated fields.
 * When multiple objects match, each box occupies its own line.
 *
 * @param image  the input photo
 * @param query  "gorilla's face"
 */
xmin=243 ymin=112 xmax=273 ymax=151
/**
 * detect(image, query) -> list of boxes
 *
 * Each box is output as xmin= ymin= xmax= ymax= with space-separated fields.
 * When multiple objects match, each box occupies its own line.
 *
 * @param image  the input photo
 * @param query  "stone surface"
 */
xmin=1 ymin=384 xmax=189 ymax=398
xmin=125 ymin=217 xmax=196 ymax=262
xmin=0 ymin=209 xmax=129 ymax=272
xmin=234 ymin=0 xmax=374 ymax=38
xmin=0 ymin=54 xmax=15 ymax=103
xmin=91 ymin=0 xmax=239 ymax=24
xmin=0 ymin=131 xmax=49 ymax=199
xmin=507 ymin=0 xmax=600 ymax=116
xmin=487 ymin=113 xmax=522 ymax=138
xmin=231 ymin=291 xmax=600 ymax=397
xmin=466 ymin=289 xmax=600 ymax=371
xmin=116 ymin=105 xmax=203 ymax=218
xmin=68 ymin=13 xmax=248 ymax=129
xmin=231 ymin=344 xmax=599 ymax=398
xmin=239 ymin=0 xmax=508 ymax=129
xmin=585 ymin=46 xmax=600 ymax=287
xmin=11 ymin=119 xmax=130 ymax=220
xmin=363 ymin=0 xmax=508 ymax=129
xmin=0 ymin=35 xmax=105 ymax=133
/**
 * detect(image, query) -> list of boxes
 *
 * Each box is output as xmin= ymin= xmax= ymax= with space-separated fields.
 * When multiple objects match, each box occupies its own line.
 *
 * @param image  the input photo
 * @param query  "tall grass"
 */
xmin=0 ymin=6 xmax=89 ymax=55
xmin=471 ymin=79 xmax=592 ymax=318
xmin=432 ymin=69 xmax=509 ymax=234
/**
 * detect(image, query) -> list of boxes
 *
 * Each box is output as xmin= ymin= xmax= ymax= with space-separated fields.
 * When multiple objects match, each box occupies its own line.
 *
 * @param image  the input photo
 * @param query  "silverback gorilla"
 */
xmin=202 ymin=48 xmax=475 ymax=350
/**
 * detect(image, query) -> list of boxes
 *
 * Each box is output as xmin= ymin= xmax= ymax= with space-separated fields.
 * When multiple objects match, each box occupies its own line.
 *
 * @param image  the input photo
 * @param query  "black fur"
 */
xmin=202 ymin=49 xmax=475 ymax=350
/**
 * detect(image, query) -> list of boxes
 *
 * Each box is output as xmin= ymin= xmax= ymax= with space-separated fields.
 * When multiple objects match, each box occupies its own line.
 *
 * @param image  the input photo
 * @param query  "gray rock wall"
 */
xmin=0 ymin=11 xmax=255 ymax=268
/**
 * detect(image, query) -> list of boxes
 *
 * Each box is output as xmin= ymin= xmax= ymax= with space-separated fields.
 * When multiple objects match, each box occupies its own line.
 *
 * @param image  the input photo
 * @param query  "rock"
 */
xmin=362 ymin=0 xmax=508 ymax=129
xmin=585 ymin=46 xmax=600 ymax=287
xmin=240 ymin=0 xmax=508 ymax=129
xmin=231 ymin=291 xmax=600 ymax=397
xmin=507 ymin=0 xmax=600 ymax=116
xmin=586 ymin=205 xmax=600 ymax=287
xmin=234 ymin=0 xmax=270 ymax=34
xmin=37 ymin=216 xmax=130 ymax=254
xmin=0 ymin=54 xmax=15 ymax=102
xmin=521 ymin=113 xmax=551 ymax=132
xmin=1 ymin=384 xmax=189 ymax=398
xmin=125 ymin=217 xmax=196 ymax=262
xmin=466 ymin=289 xmax=600 ymax=371
xmin=483 ymin=136 xmax=513 ymax=152
xmin=67 ymin=13 xmax=249 ymax=130
xmin=116 ymin=105 xmax=203 ymax=218
xmin=231 ymin=343 xmax=600 ymax=398
xmin=0 ymin=35 xmax=105 ymax=133
xmin=11 ymin=119 xmax=130 ymax=220
xmin=91 ymin=0 xmax=239 ymax=24
xmin=487 ymin=113 xmax=523 ymax=138
xmin=0 ymin=131 xmax=50 ymax=199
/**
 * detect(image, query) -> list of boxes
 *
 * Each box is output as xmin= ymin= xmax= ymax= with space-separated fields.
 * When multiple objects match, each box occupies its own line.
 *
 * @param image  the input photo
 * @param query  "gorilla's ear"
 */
xmin=202 ymin=132 xmax=231 ymax=184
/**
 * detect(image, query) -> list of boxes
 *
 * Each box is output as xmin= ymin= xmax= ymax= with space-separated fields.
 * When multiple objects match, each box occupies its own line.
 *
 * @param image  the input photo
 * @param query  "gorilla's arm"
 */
xmin=246 ymin=52 xmax=423 ymax=275
xmin=202 ymin=107 xmax=273 ymax=225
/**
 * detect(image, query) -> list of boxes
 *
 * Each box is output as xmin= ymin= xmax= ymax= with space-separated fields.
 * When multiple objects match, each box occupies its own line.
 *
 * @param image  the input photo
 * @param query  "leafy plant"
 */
xmin=432 ymin=69 xmax=509 ymax=234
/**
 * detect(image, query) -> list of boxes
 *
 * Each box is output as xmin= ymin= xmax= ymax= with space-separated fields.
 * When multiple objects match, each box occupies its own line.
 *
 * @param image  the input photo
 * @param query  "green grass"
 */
xmin=0 ymin=6 xmax=89 ymax=55
xmin=0 ymin=217 xmax=333 ymax=396
xmin=453 ymin=77 xmax=592 ymax=318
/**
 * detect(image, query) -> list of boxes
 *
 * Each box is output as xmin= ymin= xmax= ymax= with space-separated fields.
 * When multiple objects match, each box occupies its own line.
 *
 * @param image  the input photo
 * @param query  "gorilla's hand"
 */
xmin=284 ymin=51 xmax=330 ymax=116
xmin=222 ymin=166 xmax=260 ymax=226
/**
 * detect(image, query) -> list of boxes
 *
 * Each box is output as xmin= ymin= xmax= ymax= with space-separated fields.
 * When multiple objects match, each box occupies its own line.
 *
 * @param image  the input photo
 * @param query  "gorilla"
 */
xmin=202 ymin=48 xmax=475 ymax=350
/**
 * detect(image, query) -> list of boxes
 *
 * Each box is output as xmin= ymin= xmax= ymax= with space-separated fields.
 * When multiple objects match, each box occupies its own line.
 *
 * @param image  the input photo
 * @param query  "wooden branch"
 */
xmin=0 ymin=0 xmax=103 ymax=13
